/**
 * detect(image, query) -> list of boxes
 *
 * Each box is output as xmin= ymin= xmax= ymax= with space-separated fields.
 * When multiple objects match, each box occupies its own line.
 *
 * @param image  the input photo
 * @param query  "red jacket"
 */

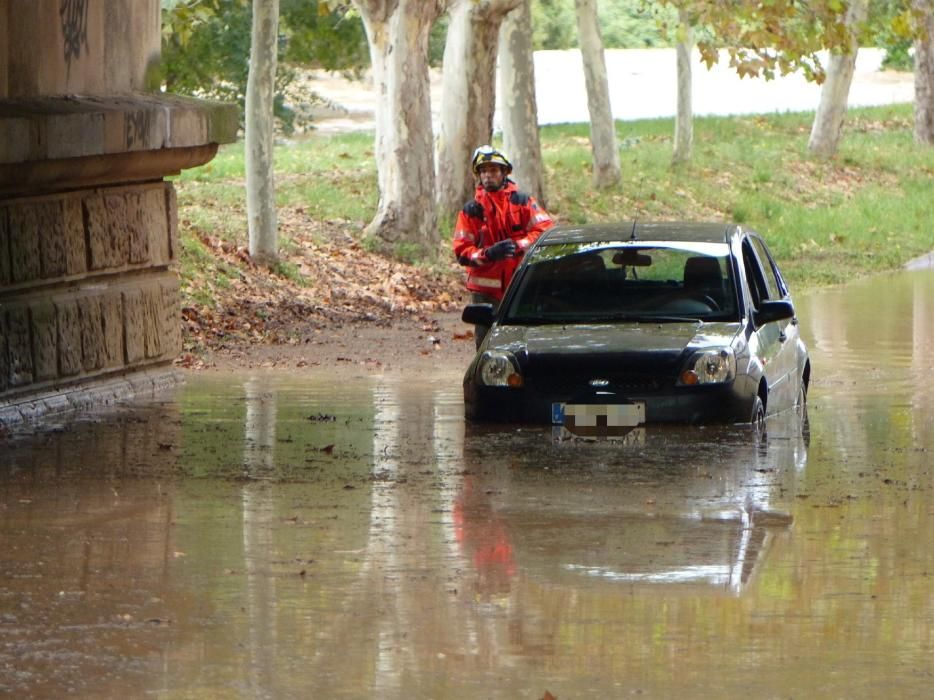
xmin=452 ymin=181 xmax=554 ymax=300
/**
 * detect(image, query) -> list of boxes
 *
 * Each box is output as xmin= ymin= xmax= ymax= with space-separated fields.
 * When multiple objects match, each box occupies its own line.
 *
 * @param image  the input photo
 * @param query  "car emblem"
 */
xmin=589 ymin=379 xmax=610 ymax=387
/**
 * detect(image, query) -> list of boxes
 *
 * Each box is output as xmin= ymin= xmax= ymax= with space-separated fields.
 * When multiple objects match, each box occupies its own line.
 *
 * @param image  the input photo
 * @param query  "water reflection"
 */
xmin=1 ymin=269 xmax=934 ymax=698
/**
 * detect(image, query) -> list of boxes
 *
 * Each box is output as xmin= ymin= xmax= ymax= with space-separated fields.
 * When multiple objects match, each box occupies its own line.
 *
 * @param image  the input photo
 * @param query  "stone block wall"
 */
xmin=0 ymin=182 xmax=182 ymax=401
xmin=0 ymin=0 xmax=160 ymax=99
xmin=0 ymin=1 xmax=237 ymax=423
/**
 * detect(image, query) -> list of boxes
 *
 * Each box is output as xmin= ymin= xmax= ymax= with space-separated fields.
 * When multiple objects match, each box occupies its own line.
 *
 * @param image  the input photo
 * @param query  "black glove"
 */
xmin=485 ymin=239 xmax=517 ymax=261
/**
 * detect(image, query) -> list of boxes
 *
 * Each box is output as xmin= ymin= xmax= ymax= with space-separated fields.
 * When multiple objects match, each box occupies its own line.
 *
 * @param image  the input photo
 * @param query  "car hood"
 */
xmin=489 ymin=322 xmax=741 ymax=375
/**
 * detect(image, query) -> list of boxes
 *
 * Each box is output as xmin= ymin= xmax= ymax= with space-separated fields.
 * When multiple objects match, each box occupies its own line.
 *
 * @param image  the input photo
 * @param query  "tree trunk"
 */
xmin=807 ymin=0 xmax=868 ymax=158
xmin=245 ymin=0 xmax=280 ymax=266
xmin=353 ymin=0 xmax=447 ymax=255
xmin=574 ymin=0 xmax=620 ymax=188
xmin=436 ymin=0 xmax=520 ymax=219
xmin=672 ymin=10 xmax=694 ymax=165
xmin=498 ymin=0 xmax=547 ymax=206
xmin=915 ymin=0 xmax=934 ymax=145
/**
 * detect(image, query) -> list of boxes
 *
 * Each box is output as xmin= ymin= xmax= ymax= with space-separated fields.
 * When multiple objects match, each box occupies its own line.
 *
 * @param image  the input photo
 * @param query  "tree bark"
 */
xmin=498 ymin=0 xmax=547 ymax=206
xmin=574 ymin=0 xmax=620 ymax=188
xmin=245 ymin=0 xmax=280 ymax=265
xmin=807 ymin=0 xmax=868 ymax=158
xmin=672 ymin=10 xmax=694 ymax=165
xmin=436 ymin=0 xmax=520 ymax=219
xmin=915 ymin=0 xmax=934 ymax=145
xmin=353 ymin=0 xmax=448 ymax=254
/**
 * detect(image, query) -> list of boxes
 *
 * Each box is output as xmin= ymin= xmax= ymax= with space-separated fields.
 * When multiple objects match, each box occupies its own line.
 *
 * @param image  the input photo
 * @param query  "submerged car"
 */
xmin=462 ymin=222 xmax=810 ymax=429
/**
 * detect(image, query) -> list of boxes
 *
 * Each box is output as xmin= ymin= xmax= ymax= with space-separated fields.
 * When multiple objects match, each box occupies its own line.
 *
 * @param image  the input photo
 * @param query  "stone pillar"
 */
xmin=0 ymin=0 xmax=237 ymax=423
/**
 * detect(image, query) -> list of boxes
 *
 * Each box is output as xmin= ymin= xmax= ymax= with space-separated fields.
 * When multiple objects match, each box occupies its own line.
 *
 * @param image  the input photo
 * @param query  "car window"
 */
xmin=749 ymin=237 xmax=784 ymax=300
xmin=741 ymin=240 xmax=769 ymax=308
xmin=504 ymin=244 xmax=738 ymax=323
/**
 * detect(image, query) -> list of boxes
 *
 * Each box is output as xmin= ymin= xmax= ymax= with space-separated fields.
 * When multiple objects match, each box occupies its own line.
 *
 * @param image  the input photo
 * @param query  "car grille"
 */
xmin=526 ymin=372 xmax=670 ymax=396
xmin=523 ymin=350 xmax=681 ymax=397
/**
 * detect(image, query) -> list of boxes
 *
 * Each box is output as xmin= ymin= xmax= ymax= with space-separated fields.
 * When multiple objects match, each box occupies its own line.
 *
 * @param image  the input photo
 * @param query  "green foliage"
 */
xmin=532 ymin=0 xmax=577 ymax=49
xmin=279 ymin=0 xmax=368 ymax=71
xmin=527 ymin=0 xmax=922 ymax=77
xmin=161 ymin=0 xmax=252 ymax=110
xmin=160 ymin=0 xmax=368 ymax=132
xmin=429 ymin=14 xmax=449 ymax=66
xmin=531 ymin=0 xmax=675 ymax=49
xmin=598 ymin=1 xmax=677 ymax=48
xmin=868 ymin=0 xmax=917 ymax=71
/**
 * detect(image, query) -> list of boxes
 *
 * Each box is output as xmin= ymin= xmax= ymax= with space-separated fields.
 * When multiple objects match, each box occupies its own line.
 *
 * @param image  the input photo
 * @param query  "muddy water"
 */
xmin=2 ymin=270 xmax=933 ymax=699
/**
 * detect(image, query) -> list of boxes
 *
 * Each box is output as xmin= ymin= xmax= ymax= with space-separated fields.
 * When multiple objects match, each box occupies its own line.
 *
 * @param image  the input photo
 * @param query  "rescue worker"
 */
xmin=452 ymin=145 xmax=554 ymax=347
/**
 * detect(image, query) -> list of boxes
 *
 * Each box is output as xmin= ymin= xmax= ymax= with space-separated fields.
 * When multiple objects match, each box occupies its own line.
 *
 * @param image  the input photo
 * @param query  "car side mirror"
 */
xmin=754 ymin=299 xmax=795 ymax=326
xmin=462 ymin=303 xmax=495 ymax=327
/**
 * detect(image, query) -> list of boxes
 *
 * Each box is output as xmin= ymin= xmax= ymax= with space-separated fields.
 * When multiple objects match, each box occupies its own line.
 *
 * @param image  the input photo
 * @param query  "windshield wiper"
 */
xmin=505 ymin=313 xmax=703 ymax=325
xmin=503 ymin=315 xmax=569 ymax=325
xmin=600 ymin=313 xmax=701 ymax=324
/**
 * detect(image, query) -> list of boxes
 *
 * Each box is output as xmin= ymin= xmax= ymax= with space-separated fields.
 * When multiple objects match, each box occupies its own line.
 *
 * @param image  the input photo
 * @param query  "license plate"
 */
xmin=552 ymin=402 xmax=645 ymax=435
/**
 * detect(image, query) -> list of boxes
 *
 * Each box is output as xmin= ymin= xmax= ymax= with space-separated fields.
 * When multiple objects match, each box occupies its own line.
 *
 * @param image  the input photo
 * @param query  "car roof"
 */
xmin=537 ymin=221 xmax=741 ymax=246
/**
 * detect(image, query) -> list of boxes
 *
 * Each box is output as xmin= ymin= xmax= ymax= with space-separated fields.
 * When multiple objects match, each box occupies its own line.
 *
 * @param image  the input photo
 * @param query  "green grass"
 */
xmin=176 ymin=103 xmax=934 ymax=295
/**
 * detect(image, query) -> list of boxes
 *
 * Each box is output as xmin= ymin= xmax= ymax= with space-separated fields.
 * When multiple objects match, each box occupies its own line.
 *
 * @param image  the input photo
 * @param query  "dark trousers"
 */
xmin=471 ymin=291 xmax=499 ymax=349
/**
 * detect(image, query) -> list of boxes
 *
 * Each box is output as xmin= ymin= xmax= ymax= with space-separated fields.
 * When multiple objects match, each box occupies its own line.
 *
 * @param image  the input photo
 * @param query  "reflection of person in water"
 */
xmin=452 ymin=477 xmax=516 ymax=596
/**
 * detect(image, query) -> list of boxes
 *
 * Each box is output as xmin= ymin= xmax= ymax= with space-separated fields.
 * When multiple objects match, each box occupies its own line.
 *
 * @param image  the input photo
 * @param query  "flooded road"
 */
xmin=3 ymin=270 xmax=934 ymax=699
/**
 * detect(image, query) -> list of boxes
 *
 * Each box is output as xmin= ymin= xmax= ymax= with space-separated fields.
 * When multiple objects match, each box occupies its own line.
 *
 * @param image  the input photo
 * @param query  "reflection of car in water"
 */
xmin=457 ymin=417 xmax=806 ymax=596
xmin=462 ymin=222 xmax=811 ymax=430
xmin=499 ymin=507 xmax=788 ymax=595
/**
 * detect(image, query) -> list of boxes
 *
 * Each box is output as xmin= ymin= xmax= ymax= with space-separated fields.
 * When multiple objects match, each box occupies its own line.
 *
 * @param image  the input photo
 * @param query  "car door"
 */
xmin=741 ymin=235 xmax=797 ymax=412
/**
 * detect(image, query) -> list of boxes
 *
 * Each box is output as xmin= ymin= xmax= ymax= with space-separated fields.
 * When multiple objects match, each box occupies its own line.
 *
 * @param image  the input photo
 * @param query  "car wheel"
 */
xmin=750 ymin=395 xmax=765 ymax=432
xmin=794 ymin=380 xmax=809 ymax=434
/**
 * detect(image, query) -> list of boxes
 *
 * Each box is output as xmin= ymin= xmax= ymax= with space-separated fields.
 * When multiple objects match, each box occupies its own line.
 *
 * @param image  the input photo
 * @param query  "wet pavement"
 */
xmin=2 ymin=269 xmax=934 ymax=699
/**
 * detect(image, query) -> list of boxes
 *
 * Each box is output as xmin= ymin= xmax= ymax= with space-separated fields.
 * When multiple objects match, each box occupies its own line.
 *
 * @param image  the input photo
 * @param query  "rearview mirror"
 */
xmin=462 ymin=303 xmax=495 ymax=327
xmin=754 ymin=300 xmax=795 ymax=326
xmin=612 ymin=250 xmax=652 ymax=266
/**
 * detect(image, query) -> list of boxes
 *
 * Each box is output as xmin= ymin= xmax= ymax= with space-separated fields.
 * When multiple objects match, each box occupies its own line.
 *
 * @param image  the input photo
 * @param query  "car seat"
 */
xmin=544 ymin=253 xmax=608 ymax=312
xmin=682 ymin=256 xmax=724 ymax=309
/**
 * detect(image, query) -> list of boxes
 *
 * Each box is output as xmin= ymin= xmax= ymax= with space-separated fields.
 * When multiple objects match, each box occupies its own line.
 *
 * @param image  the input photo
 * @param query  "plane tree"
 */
xmin=498 ymin=0 xmax=548 ymax=205
xmin=912 ymin=0 xmax=934 ymax=144
xmin=574 ymin=0 xmax=621 ymax=187
xmin=436 ymin=0 xmax=521 ymax=219
xmin=350 ymin=0 xmax=451 ymax=255
xmin=245 ymin=0 xmax=281 ymax=265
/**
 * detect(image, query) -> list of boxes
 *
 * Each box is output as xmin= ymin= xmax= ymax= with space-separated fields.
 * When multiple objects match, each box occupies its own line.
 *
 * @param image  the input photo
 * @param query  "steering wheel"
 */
xmin=694 ymin=294 xmax=720 ymax=311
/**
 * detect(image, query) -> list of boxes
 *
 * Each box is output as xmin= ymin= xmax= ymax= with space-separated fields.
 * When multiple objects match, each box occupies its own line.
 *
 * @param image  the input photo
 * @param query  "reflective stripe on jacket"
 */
xmin=451 ymin=180 xmax=554 ymax=300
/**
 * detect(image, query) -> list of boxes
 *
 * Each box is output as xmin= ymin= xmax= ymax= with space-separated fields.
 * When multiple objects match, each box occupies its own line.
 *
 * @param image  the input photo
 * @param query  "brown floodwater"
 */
xmin=2 ymin=269 xmax=933 ymax=699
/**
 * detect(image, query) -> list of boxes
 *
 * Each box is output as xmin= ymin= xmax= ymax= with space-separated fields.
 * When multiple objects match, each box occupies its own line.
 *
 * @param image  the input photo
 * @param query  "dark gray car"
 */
xmin=462 ymin=222 xmax=810 ymax=430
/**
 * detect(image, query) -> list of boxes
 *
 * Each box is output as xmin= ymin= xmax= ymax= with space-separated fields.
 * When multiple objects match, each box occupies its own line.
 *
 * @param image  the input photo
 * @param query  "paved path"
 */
xmin=305 ymin=48 xmax=914 ymax=133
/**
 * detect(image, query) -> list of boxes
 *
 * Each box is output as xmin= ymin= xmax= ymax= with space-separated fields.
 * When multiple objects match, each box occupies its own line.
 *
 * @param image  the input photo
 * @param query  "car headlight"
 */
xmin=679 ymin=348 xmax=736 ymax=385
xmin=478 ymin=351 xmax=523 ymax=387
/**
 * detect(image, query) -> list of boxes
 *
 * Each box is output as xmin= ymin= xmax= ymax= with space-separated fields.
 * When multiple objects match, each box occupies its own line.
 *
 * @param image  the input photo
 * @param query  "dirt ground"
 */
xmin=177 ymin=229 xmax=479 ymax=374
xmin=192 ymin=309 xmax=478 ymax=374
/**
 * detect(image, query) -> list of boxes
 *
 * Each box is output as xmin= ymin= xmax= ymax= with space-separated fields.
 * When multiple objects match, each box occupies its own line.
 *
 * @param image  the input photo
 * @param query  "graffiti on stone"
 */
xmin=126 ymin=110 xmax=153 ymax=150
xmin=60 ymin=0 xmax=90 ymax=75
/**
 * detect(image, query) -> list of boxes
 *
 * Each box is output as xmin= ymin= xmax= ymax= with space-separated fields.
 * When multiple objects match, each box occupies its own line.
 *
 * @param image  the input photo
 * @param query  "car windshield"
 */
xmin=502 ymin=242 xmax=738 ymax=324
